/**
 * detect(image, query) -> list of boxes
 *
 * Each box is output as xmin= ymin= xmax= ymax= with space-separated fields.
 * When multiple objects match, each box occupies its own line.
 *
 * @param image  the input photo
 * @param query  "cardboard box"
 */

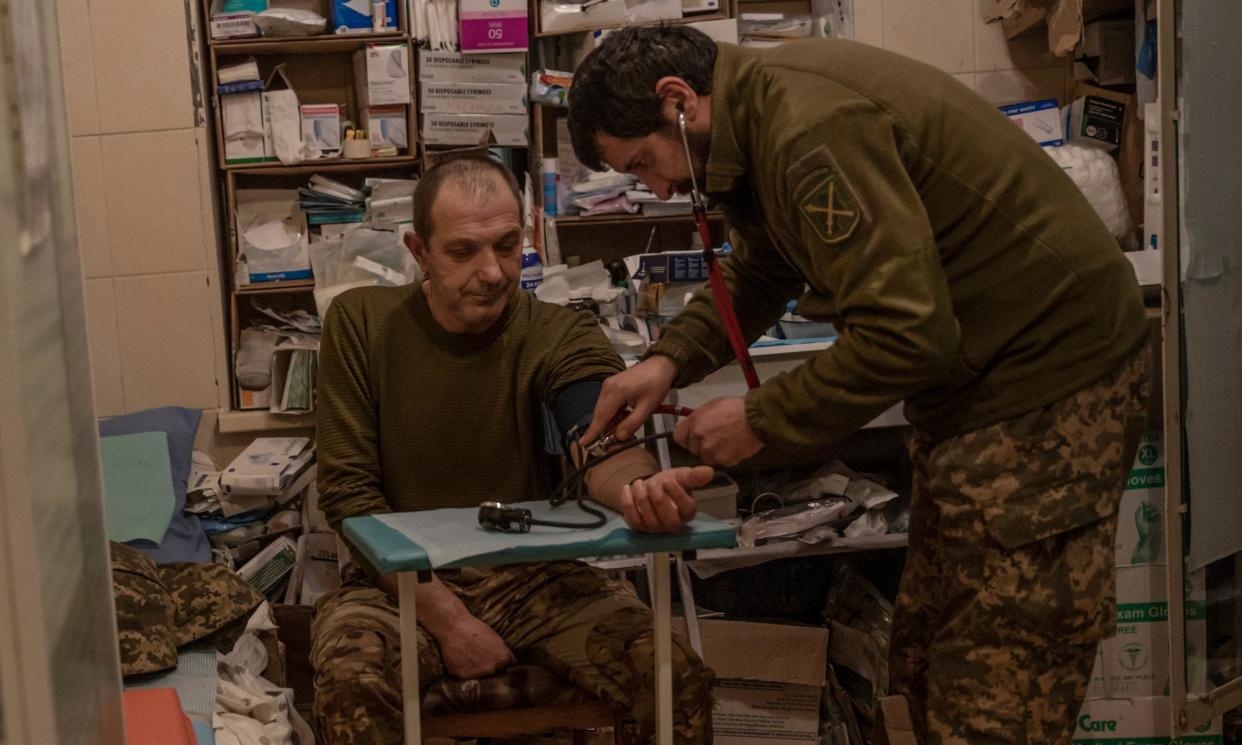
xmin=421 ymin=113 xmax=529 ymax=147
xmin=1000 ymin=99 xmax=1066 ymax=147
xmin=419 ymin=81 xmax=527 ymax=115
xmin=353 ymin=44 xmax=412 ymax=107
xmin=1064 ymin=93 xmax=1127 ymax=150
xmin=222 ymin=90 xmax=274 ymax=164
xmin=1079 ymin=19 xmax=1137 ymax=85
xmin=693 ymin=620 xmax=829 ymax=745
xmin=876 ymin=697 xmax=918 ymax=745
xmin=1089 ymin=565 xmax=1207 ymax=699
xmin=238 ymin=384 xmax=272 ymax=411
xmin=1076 ymin=83 xmax=1143 ymax=229
xmin=301 ymin=104 xmax=342 ymax=153
xmin=236 ymin=190 xmax=311 ymax=283
xmin=210 ymin=11 xmax=260 ymax=39
xmin=331 ymin=0 xmax=397 ymax=32
xmin=221 ymin=437 xmax=315 ymax=497
xmin=1117 ymin=432 xmax=1165 ymax=567
xmin=986 ymin=0 xmax=1133 ymax=53
xmin=459 ymin=0 xmax=528 ymax=53
xmin=366 ymin=105 xmax=410 ymax=150
xmin=417 ymin=49 xmax=527 ymax=83
xmin=1074 ymin=697 xmax=1221 ymax=745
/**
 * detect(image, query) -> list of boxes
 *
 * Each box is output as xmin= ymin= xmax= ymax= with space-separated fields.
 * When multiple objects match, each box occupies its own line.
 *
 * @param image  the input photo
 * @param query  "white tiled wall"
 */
xmin=58 ymin=0 xmax=227 ymax=417
xmin=855 ymin=0 xmax=1071 ymax=105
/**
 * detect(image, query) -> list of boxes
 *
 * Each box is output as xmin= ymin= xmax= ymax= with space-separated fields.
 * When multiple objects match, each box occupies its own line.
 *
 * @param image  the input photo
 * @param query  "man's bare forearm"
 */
xmin=376 ymin=572 xmax=472 ymax=639
xmin=581 ymin=444 xmax=657 ymax=513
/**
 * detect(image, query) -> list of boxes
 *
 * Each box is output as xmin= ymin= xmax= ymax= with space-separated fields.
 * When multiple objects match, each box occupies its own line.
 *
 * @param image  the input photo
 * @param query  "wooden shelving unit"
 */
xmin=204 ymin=0 xmax=738 ymax=421
xmin=203 ymin=0 xmax=422 ymax=411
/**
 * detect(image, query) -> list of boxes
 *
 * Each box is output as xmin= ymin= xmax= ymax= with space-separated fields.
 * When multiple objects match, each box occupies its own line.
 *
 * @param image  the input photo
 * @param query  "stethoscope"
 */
xmin=676 ymin=106 xmax=761 ymax=389
xmin=477 ymin=105 xmax=762 ymax=533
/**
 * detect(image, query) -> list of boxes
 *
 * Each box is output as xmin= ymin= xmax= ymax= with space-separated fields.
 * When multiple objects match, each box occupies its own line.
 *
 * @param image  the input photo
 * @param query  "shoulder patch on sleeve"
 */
xmin=798 ymin=169 xmax=862 ymax=246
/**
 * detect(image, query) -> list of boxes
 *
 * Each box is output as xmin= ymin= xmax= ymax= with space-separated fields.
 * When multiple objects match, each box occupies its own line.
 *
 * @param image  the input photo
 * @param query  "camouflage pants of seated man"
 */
xmin=311 ymin=560 xmax=714 ymax=745
xmin=889 ymin=350 xmax=1150 ymax=745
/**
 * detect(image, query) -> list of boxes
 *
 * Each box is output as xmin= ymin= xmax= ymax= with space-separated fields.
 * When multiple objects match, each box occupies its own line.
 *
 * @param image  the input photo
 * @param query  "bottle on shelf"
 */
xmin=542 ymin=157 xmax=559 ymax=217
xmin=520 ymin=246 xmax=543 ymax=290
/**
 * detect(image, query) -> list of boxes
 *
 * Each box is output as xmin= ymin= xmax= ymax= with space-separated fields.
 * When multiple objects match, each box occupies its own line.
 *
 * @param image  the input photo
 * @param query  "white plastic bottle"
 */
xmin=520 ymin=246 xmax=543 ymax=290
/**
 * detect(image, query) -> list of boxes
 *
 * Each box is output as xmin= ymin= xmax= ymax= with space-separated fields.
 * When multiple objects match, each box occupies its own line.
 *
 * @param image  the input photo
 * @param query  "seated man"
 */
xmin=311 ymin=155 xmax=716 ymax=745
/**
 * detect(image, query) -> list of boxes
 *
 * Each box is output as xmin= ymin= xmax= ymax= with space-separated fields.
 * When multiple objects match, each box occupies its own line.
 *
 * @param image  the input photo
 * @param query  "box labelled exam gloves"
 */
xmin=1118 ymin=431 xmax=1166 ymax=567
xmin=1086 ymin=565 xmax=1207 ymax=700
xmin=1073 ymin=697 xmax=1220 ymax=745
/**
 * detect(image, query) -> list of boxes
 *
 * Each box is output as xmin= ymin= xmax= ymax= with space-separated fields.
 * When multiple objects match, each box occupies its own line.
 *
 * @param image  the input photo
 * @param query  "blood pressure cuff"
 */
xmin=546 ymin=378 xmax=605 ymax=456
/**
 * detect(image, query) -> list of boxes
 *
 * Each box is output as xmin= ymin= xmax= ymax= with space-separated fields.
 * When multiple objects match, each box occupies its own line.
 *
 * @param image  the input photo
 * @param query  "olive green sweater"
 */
xmin=316 ymin=284 xmax=623 ymax=530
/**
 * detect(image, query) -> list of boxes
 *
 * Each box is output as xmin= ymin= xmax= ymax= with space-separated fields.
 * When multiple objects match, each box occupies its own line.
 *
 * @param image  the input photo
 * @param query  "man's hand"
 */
xmin=621 ymin=465 xmax=714 ymax=533
xmin=376 ymin=572 xmax=514 ymax=680
xmin=674 ymin=396 xmax=764 ymax=467
xmin=436 ymin=614 xmax=517 ymax=680
xmin=580 ymin=355 xmax=678 ymax=444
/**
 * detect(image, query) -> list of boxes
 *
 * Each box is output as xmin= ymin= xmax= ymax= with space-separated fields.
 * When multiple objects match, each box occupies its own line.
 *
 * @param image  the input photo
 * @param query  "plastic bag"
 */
xmin=310 ymin=226 xmax=420 ymax=318
xmin=253 ymin=8 xmax=328 ymax=36
xmin=1046 ymin=142 xmax=1136 ymax=248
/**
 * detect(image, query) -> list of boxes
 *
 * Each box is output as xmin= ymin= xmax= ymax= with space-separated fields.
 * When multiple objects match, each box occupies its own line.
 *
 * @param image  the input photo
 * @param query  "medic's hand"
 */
xmin=621 ymin=465 xmax=713 ymax=533
xmin=437 ymin=614 xmax=517 ymax=680
xmin=581 ymin=355 xmax=678 ymax=445
xmin=674 ymin=396 xmax=764 ymax=467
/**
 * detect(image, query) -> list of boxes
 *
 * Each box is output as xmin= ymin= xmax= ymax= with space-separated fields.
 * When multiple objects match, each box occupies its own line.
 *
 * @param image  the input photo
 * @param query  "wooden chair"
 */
xmin=419 ymin=665 xmax=620 ymax=744
xmin=423 ymin=699 xmax=620 ymax=743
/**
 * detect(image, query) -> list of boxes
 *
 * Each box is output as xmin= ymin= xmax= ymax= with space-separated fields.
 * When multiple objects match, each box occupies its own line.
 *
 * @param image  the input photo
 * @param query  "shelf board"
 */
xmin=536 ymin=11 xmax=730 ymax=38
xmin=217 ymin=408 xmax=316 ymax=434
xmin=211 ymin=30 xmax=408 ymax=55
xmin=224 ymin=154 xmax=419 ymax=175
xmin=553 ymin=210 xmax=725 ymax=227
xmin=237 ymin=279 xmax=316 ymax=295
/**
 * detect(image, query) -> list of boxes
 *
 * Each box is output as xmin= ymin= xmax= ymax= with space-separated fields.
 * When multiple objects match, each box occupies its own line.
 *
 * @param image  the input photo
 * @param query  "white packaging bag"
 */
xmin=264 ymin=66 xmax=319 ymax=165
xmin=236 ymin=190 xmax=311 ymax=283
xmin=309 ymin=225 xmax=420 ymax=318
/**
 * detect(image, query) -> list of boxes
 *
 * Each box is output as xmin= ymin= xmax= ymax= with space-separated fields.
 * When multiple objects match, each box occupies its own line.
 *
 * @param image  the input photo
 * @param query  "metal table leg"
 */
xmin=399 ymin=572 xmax=421 ymax=744
xmin=652 ymin=551 xmax=673 ymax=745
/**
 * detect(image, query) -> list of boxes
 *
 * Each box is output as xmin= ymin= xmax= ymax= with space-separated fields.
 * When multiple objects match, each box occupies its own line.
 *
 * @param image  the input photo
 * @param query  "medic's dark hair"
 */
xmin=567 ymin=25 xmax=717 ymax=171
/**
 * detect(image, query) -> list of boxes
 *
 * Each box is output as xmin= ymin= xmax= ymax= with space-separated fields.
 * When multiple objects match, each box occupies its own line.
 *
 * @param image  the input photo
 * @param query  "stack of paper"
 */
xmin=300 ymin=175 xmax=367 ymax=226
xmin=238 ymin=535 xmax=298 ymax=601
xmin=220 ymin=437 xmax=316 ymax=514
xmin=272 ymin=346 xmax=316 ymax=413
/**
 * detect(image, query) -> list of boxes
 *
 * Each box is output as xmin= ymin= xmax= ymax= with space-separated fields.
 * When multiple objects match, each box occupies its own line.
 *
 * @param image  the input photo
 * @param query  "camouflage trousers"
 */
xmin=310 ymin=560 xmax=714 ymax=744
xmin=890 ymin=350 xmax=1149 ymax=745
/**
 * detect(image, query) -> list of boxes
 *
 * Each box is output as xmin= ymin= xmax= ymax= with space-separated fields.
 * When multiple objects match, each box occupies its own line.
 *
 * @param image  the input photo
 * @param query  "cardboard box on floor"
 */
xmin=685 ymin=619 xmax=829 ymax=745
